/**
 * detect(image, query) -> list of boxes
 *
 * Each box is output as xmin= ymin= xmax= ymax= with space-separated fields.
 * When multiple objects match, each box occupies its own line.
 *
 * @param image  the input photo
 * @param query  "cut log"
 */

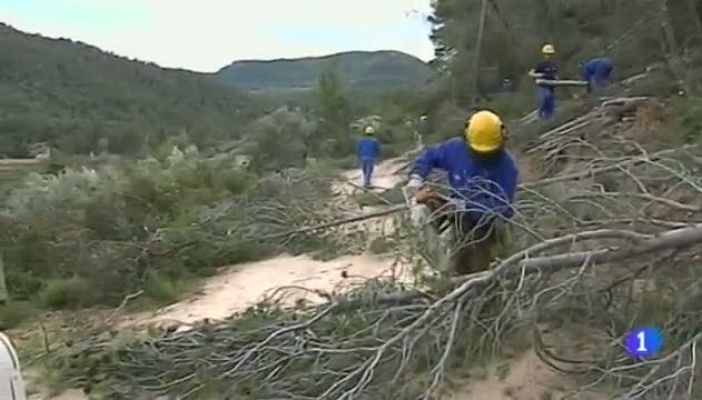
xmin=535 ymin=79 xmax=589 ymax=87
xmin=601 ymin=96 xmax=650 ymax=108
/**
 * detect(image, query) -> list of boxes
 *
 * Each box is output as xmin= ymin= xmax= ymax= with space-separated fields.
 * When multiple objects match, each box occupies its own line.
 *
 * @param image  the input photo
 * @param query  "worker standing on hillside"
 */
xmin=405 ymin=110 xmax=519 ymax=276
xmin=528 ymin=44 xmax=559 ymax=120
xmin=357 ymin=126 xmax=380 ymax=188
xmin=580 ymin=56 xmax=613 ymax=94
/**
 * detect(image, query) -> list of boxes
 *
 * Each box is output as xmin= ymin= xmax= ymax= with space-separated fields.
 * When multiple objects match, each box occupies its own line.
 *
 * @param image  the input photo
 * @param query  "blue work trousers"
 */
xmin=537 ymin=87 xmax=556 ymax=120
xmin=360 ymin=158 xmax=375 ymax=187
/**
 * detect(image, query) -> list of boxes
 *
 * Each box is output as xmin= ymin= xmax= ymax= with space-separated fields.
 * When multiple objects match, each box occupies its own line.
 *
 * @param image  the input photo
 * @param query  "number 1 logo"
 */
xmin=625 ymin=327 xmax=663 ymax=360
xmin=636 ymin=331 xmax=647 ymax=352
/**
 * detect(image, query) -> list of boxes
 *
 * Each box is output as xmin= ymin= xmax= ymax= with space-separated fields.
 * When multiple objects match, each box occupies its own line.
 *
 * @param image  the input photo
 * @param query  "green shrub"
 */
xmin=247 ymin=107 xmax=315 ymax=172
xmin=216 ymin=169 xmax=257 ymax=195
xmin=1 ymin=149 xmax=338 ymax=309
xmin=39 ymin=278 xmax=93 ymax=310
xmin=0 ymin=301 xmax=36 ymax=329
xmin=5 ymin=167 xmax=100 ymax=215
xmin=144 ymin=274 xmax=186 ymax=305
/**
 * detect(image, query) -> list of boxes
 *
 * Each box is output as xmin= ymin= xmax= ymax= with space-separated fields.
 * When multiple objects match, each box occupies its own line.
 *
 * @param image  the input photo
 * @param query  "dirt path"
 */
xmin=129 ymin=253 xmax=409 ymax=329
xmin=332 ymin=156 xmax=408 ymax=202
xmin=127 ymin=156 xmax=411 ymax=330
xmin=342 ymin=156 xmax=408 ymax=192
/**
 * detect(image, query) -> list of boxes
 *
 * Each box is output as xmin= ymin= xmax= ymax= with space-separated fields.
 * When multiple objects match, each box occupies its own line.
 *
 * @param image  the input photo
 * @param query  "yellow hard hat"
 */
xmin=542 ymin=44 xmax=555 ymax=54
xmin=465 ymin=110 xmax=505 ymax=154
xmin=364 ymin=126 xmax=375 ymax=135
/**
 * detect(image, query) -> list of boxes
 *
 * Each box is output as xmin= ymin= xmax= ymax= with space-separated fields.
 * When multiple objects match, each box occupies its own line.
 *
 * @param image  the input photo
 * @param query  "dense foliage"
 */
xmin=248 ymin=107 xmax=315 ymax=171
xmin=314 ymin=71 xmax=354 ymax=156
xmin=0 ymin=148 xmax=342 ymax=312
xmin=0 ymin=23 xmax=264 ymax=157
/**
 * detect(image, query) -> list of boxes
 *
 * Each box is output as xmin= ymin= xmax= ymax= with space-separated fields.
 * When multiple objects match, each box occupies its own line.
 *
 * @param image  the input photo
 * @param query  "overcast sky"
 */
xmin=0 ymin=0 xmax=435 ymax=72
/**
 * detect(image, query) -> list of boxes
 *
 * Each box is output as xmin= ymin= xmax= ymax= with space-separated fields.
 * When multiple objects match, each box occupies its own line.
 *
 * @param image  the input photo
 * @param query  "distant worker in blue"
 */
xmin=405 ymin=110 xmax=519 ymax=276
xmin=528 ymin=43 xmax=559 ymax=120
xmin=580 ymin=56 xmax=613 ymax=93
xmin=357 ymin=126 xmax=380 ymax=188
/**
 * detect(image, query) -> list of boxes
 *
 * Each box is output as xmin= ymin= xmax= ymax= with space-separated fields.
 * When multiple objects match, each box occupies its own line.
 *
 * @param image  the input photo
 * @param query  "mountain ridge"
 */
xmin=214 ymin=50 xmax=433 ymax=94
xmin=217 ymin=50 xmax=428 ymax=68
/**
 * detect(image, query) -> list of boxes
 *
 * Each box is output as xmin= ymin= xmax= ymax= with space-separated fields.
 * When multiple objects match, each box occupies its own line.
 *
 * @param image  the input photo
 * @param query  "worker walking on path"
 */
xmin=405 ymin=110 xmax=519 ymax=276
xmin=580 ymin=56 xmax=613 ymax=94
xmin=528 ymin=44 xmax=559 ymax=120
xmin=357 ymin=126 xmax=380 ymax=188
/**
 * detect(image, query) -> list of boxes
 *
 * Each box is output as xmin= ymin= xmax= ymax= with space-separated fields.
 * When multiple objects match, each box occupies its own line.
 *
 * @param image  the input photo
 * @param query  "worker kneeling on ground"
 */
xmin=580 ymin=56 xmax=613 ymax=94
xmin=357 ymin=126 xmax=380 ymax=188
xmin=405 ymin=110 xmax=519 ymax=276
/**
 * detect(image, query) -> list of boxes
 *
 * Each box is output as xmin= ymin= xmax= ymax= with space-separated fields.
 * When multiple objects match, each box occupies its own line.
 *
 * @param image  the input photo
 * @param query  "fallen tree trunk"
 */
xmin=372 ymin=222 xmax=702 ymax=305
xmin=507 ymin=222 xmax=702 ymax=274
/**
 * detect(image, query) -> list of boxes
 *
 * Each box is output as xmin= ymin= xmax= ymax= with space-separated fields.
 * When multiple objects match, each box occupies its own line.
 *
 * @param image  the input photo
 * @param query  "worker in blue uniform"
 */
xmin=528 ymin=44 xmax=559 ymax=120
xmin=405 ymin=110 xmax=519 ymax=276
xmin=580 ymin=57 xmax=613 ymax=93
xmin=357 ymin=126 xmax=380 ymax=188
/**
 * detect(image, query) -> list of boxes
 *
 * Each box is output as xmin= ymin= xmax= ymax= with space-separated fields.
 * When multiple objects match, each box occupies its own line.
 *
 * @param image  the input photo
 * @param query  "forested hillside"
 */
xmin=0 ymin=23 xmax=264 ymax=156
xmin=426 ymin=0 xmax=701 ymax=107
xmin=214 ymin=50 xmax=433 ymax=96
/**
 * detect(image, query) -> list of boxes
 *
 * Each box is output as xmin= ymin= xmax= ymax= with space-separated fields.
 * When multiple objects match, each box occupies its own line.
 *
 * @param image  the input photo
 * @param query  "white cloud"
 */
xmin=0 ymin=0 xmax=434 ymax=72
